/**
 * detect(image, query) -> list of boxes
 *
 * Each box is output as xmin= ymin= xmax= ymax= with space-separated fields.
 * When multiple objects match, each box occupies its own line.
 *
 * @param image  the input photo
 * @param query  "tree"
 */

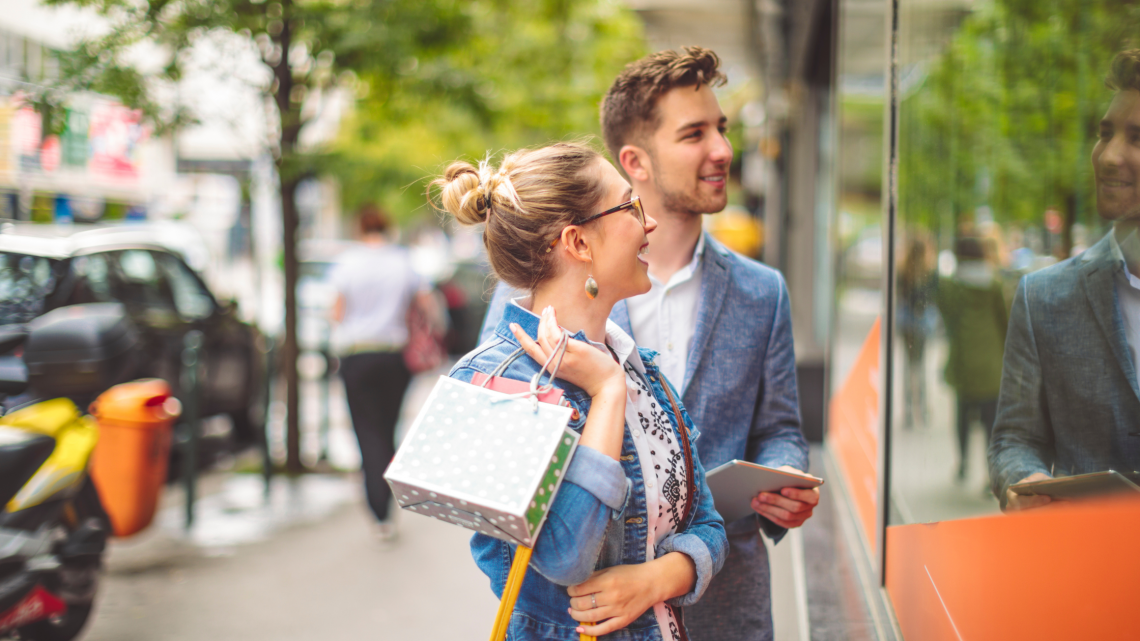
xmin=326 ymin=0 xmax=647 ymax=220
xmin=898 ymin=0 xmax=1140 ymax=255
xmin=39 ymin=0 xmax=470 ymax=473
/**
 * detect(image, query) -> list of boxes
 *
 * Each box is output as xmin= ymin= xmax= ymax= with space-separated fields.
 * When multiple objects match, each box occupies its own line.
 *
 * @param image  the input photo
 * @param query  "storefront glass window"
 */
xmin=890 ymin=0 xmax=1140 ymax=525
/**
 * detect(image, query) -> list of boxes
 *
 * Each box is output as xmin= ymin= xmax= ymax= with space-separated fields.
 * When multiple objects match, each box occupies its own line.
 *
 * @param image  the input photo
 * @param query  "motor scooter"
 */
xmin=0 ymin=303 xmax=138 ymax=640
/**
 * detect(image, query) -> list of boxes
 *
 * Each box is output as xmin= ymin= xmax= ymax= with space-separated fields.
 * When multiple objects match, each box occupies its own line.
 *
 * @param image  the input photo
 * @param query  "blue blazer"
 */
xmin=480 ymin=233 xmax=810 ymax=540
xmin=989 ymin=233 xmax=1140 ymax=504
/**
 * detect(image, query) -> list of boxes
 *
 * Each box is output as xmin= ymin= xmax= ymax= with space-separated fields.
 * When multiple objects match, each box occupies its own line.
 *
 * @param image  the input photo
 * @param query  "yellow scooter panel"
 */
xmin=1 ymin=398 xmax=99 ymax=512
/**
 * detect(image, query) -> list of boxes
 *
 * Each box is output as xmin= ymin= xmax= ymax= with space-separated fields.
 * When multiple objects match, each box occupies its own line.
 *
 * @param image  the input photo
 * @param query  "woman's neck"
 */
xmin=531 ymin=276 xmax=614 ymax=344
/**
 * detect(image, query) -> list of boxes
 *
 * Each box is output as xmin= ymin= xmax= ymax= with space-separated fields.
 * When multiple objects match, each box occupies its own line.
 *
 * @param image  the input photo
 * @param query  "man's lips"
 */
xmin=700 ymin=174 xmax=726 ymax=185
xmin=1101 ymin=179 xmax=1135 ymax=188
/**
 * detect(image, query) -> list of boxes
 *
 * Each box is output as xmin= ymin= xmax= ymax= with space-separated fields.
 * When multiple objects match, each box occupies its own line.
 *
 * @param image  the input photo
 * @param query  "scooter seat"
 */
xmin=0 ymin=429 xmax=54 ymax=508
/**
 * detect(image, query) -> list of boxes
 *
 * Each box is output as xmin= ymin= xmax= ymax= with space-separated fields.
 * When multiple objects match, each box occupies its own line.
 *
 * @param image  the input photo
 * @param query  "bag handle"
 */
xmin=486 ymin=329 xmax=571 ymax=412
xmin=660 ymin=379 xmax=695 ymax=533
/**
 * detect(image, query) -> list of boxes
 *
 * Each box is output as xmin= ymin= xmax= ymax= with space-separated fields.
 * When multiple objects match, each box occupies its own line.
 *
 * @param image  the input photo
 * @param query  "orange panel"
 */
xmin=886 ymin=497 xmax=1140 ymax=640
xmin=827 ymin=317 xmax=881 ymax=549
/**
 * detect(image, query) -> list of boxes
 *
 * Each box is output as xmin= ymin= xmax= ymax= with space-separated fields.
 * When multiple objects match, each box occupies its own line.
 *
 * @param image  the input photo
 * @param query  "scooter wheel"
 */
xmin=15 ymin=602 xmax=94 ymax=641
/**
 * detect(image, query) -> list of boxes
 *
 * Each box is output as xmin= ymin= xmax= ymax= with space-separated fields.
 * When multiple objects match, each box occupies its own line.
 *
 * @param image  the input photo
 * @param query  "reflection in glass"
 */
xmin=890 ymin=0 xmax=1140 ymax=524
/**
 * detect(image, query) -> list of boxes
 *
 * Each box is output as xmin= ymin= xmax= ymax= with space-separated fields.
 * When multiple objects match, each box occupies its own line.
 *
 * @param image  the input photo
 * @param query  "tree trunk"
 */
xmin=281 ymin=174 xmax=303 ymax=474
xmin=273 ymin=1 xmax=305 ymax=475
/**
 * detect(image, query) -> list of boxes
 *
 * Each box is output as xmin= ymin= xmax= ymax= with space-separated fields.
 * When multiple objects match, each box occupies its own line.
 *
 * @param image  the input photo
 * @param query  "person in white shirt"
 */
xmin=330 ymin=205 xmax=432 ymax=540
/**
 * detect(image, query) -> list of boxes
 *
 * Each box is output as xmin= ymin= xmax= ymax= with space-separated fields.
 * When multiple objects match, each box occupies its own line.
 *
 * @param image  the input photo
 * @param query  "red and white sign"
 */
xmin=89 ymin=101 xmax=148 ymax=180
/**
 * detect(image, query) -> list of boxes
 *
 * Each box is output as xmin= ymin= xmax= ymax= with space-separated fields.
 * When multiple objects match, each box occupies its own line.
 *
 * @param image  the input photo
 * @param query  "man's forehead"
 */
xmin=1105 ymin=89 xmax=1140 ymax=125
xmin=654 ymin=84 xmax=725 ymax=130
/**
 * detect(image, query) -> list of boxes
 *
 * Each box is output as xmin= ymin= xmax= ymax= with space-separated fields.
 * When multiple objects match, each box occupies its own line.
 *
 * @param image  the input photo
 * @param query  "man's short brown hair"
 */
xmin=600 ymin=46 xmax=727 ymax=162
xmin=357 ymin=203 xmax=391 ymax=235
xmin=1106 ymin=49 xmax=1140 ymax=93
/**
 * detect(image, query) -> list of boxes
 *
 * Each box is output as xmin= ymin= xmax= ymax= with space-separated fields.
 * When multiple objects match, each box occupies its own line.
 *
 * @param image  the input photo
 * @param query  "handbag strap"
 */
xmin=659 ymin=379 xmax=695 ymax=533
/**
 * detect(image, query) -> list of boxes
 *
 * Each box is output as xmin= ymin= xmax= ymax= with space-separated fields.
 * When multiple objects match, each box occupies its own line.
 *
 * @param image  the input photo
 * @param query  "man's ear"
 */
xmin=559 ymin=225 xmax=593 ymax=265
xmin=619 ymin=144 xmax=652 ymax=184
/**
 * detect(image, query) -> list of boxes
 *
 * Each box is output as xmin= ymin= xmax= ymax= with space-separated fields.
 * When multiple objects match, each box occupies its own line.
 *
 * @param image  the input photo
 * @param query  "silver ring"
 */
xmin=591 ymin=593 xmax=597 ymax=609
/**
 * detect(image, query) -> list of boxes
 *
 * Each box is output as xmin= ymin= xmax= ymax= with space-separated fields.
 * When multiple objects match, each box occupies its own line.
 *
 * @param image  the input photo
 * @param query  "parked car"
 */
xmin=0 ymin=222 xmax=266 ymax=448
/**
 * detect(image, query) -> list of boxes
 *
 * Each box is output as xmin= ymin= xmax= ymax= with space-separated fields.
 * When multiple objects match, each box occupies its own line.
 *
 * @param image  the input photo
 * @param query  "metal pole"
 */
xmin=262 ymin=337 xmax=276 ymax=500
xmin=181 ymin=330 xmax=203 ymax=530
xmin=318 ymin=319 xmax=331 ymax=464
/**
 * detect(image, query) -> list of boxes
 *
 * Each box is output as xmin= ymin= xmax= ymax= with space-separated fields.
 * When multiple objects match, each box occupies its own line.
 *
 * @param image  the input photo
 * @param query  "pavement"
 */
xmin=84 ymin=473 xmax=497 ymax=641
xmin=83 ymin=364 xmax=498 ymax=641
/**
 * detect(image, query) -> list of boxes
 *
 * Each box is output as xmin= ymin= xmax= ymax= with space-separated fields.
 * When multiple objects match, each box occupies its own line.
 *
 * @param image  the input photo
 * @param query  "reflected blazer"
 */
xmin=989 ymin=233 xmax=1140 ymax=504
xmin=480 ymin=233 xmax=810 ymax=540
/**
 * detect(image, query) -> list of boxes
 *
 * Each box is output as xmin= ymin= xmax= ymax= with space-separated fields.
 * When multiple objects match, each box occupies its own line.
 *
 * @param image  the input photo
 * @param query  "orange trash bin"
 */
xmin=88 ymin=379 xmax=181 ymax=537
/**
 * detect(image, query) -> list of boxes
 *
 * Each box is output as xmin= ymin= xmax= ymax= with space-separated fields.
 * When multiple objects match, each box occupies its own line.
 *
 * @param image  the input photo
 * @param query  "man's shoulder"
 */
xmin=704 ymin=234 xmax=787 ymax=299
xmin=1020 ymin=238 xmax=1109 ymax=306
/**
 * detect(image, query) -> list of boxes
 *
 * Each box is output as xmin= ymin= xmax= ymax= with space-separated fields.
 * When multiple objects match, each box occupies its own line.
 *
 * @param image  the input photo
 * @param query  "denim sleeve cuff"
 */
xmin=657 ymin=533 xmax=715 ymax=607
xmin=564 ymin=445 xmax=630 ymax=514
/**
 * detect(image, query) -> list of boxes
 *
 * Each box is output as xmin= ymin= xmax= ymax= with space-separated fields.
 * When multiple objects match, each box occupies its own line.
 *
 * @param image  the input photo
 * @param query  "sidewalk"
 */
xmin=85 ymin=473 xmax=497 ymax=640
xmin=84 ymin=365 xmax=498 ymax=640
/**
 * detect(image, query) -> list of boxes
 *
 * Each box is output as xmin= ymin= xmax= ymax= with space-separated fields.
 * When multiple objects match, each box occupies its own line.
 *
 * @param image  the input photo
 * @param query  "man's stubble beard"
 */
xmin=649 ymin=153 xmax=728 ymax=217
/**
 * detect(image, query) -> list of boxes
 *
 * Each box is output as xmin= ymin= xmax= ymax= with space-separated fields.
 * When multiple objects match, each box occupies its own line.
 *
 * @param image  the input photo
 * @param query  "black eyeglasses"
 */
xmin=547 ymin=196 xmax=647 ymax=251
xmin=573 ymin=195 xmax=646 ymax=227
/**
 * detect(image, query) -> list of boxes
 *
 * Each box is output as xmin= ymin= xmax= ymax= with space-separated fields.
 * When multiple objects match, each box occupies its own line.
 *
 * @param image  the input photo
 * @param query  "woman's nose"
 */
xmin=644 ymin=214 xmax=658 ymax=233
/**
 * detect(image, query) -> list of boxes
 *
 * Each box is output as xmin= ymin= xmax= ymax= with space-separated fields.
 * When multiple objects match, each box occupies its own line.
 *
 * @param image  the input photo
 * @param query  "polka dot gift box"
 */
xmin=383 ymin=375 xmax=579 ymax=548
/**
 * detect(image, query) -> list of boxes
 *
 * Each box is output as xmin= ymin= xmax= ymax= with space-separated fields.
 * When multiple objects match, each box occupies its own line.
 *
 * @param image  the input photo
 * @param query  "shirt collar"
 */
xmin=1109 ymin=229 xmax=1140 ymax=291
xmin=649 ymin=232 xmax=707 ymax=289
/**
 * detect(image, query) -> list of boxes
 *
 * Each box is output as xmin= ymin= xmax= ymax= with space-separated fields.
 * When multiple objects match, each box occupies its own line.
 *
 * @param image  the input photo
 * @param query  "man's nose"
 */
xmin=710 ymin=130 xmax=734 ymax=164
xmin=1100 ymin=135 xmax=1126 ymax=168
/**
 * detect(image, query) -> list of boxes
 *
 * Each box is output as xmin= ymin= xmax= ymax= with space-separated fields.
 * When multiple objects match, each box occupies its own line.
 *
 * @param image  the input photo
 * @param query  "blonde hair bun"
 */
xmin=435 ymin=161 xmax=486 ymax=226
xmin=429 ymin=142 xmax=605 ymax=292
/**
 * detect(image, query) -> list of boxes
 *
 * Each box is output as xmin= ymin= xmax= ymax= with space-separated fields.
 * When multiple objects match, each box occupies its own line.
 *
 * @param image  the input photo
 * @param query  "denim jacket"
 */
xmin=450 ymin=301 xmax=728 ymax=641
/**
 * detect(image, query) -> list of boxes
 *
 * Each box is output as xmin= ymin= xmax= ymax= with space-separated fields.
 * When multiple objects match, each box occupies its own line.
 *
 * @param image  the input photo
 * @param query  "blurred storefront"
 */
xmin=630 ymin=0 xmax=1140 ymax=637
xmin=0 ymin=23 xmax=177 ymax=223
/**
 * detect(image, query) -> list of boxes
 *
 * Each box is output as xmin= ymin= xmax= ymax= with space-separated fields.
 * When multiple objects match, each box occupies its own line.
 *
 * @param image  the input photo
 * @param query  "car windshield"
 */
xmin=0 ymin=252 xmax=67 ymax=324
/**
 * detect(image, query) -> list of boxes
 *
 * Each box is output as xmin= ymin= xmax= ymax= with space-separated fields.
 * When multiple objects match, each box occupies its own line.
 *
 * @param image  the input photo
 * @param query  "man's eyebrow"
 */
xmin=675 ymin=115 xmax=729 ymax=134
xmin=1127 ymin=123 xmax=1140 ymax=136
xmin=675 ymin=119 xmax=708 ymax=133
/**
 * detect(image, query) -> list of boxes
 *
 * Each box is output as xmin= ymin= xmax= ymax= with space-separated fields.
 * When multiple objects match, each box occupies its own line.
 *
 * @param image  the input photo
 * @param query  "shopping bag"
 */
xmin=384 ymin=336 xmax=579 ymax=548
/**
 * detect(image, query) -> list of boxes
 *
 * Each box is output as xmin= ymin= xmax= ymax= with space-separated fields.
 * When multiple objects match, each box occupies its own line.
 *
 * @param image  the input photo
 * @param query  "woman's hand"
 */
xmin=510 ymin=306 xmax=624 ymax=398
xmin=566 ymin=553 xmax=696 ymax=636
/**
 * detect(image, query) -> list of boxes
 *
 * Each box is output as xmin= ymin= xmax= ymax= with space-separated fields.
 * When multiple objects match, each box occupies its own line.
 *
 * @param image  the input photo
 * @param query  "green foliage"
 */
xmin=326 ymin=0 xmax=647 ymax=221
xmin=898 ymin=0 xmax=1139 ymax=241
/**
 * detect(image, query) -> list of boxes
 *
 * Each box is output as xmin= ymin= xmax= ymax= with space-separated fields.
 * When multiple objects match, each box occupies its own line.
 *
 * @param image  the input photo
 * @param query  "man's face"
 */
xmin=643 ymin=84 xmax=733 ymax=216
xmin=1093 ymin=89 xmax=1140 ymax=222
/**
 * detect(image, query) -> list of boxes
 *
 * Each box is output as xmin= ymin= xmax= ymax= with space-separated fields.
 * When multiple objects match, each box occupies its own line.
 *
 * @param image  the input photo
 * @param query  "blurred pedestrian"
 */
xmin=897 ymin=233 xmax=937 ymax=429
xmin=936 ymin=236 xmax=1008 ymax=482
xmin=330 ymin=204 xmax=434 ymax=540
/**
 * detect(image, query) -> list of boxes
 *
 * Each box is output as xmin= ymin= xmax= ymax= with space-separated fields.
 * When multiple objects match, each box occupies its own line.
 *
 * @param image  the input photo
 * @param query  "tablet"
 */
xmin=1010 ymin=470 xmax=1140 ymax=500
xmin=704 ymin=460 xmax=824 ymax=523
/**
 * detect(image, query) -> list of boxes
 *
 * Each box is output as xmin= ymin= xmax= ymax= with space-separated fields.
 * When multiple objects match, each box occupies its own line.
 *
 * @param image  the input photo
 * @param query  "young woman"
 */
xmin=433 ymin=142 xmax=727 ymax=640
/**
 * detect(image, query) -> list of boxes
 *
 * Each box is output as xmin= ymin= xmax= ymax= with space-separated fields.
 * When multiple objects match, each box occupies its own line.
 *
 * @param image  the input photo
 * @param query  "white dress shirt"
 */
xmin=1110 ymin=229 xmax=1140 ymax=376
xmin=588 ymin=322 xmax=688 ymax=641
xmin=625 ymin=233 xmax=706 ymax=389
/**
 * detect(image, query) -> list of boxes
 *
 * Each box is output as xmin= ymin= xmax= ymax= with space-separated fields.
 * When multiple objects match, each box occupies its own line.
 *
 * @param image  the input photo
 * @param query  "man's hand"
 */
xmin=750 ymin=466 xmax=820 ymax=529
xmin=1003 ymin=472 xmax=1053 ymax=512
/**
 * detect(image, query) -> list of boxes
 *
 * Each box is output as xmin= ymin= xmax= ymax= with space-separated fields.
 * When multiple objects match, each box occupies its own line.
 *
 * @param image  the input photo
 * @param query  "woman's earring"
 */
xmin=584 ymin=275 xmax=599 ymax=300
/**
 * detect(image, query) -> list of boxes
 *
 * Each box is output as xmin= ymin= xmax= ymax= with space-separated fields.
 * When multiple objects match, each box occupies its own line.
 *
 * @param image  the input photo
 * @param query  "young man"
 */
xmin=480 ymin=47 xmax=816 ymax=640
xmin=989 ymin=49 xmax=1140 ymax=511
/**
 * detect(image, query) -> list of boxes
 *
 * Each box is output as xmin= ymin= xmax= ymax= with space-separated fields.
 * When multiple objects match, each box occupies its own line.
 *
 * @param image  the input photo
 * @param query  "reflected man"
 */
xmin=989 ymin=50 xmax=1140 ymax=510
